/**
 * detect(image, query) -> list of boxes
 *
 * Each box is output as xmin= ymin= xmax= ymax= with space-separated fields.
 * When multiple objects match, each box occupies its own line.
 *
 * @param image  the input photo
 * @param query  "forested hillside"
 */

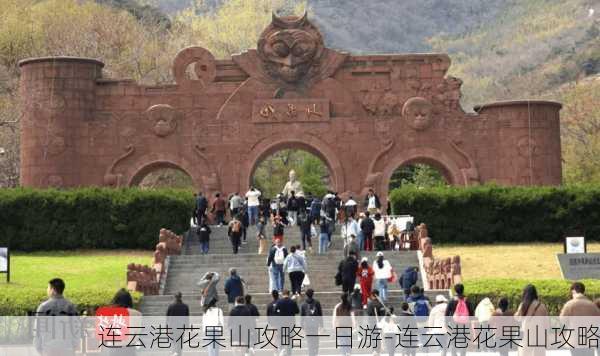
xmin=0 ymin=0 xmax=598 ymax=187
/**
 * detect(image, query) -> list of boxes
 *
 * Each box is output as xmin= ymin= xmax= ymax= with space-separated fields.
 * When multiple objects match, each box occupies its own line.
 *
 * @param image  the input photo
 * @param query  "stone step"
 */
xmin=140 ymin=290 xmax=446 ymax=316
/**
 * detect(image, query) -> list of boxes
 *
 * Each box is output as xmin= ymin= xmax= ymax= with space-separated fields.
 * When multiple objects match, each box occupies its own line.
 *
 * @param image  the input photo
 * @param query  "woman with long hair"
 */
xmin=202 ymin=298 xmax=224 ymax=356
xmin=101 ymin=289 xmax=142 ymax=356
xmin=332 ymin=293 xmax=355 ymax=356
xmin=515 ymin=284 xmax=549 ymax=356
xmin=372 ymin=252 xmax=393 ymax=302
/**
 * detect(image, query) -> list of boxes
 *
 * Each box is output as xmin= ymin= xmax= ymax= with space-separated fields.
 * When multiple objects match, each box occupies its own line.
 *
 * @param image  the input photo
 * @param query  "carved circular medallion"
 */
xmin=145 ymin=104 xmax=180 ymax=138
xmin=172 ymin=47 xmax=216 ymax=86
xmin=47 ymin=136 xmax=66 ymax=156
xmin=402 ymin=97 xmax=434 ymax=131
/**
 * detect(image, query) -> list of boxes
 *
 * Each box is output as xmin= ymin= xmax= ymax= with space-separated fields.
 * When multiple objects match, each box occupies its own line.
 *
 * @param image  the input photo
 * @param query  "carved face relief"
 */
xmin=145 ymin=104 xmax=180 ymax=138
xmin=402 ymin=97 xmax=434 ymax=131
xmin=258 ymin=13 xmax=324 ymax=83
xmin=517 ymin=137 xmax=538 ymax=157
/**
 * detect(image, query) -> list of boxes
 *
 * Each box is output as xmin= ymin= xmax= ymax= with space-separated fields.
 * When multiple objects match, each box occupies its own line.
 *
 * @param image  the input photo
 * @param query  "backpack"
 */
xmin=453 ymin=298 xmax=470 ymax=324
xmin=413 ymin=298 xmax=430 ymax=317
xmin=274 ymin=247 xmax=285 ymax=264
xmin=231 ymin=220 xmax=241 ymax=233
xmin=274 ymin=223 xmax=284 ymax=236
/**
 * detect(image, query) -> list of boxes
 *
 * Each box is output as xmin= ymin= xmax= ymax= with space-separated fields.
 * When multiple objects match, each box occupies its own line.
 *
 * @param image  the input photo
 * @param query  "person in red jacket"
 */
xmin=356 ymin=257 xmax=374 ymax=308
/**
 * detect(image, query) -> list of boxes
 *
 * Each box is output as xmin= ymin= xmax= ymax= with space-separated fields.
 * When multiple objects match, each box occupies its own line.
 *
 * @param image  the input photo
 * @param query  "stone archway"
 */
xmin=241 ymin=135 xmax=345 ymax=195
xmin=379 ymin=147 xmax=464 ymax=206
xmin=126 ymin=154 xmax=203 ymax=189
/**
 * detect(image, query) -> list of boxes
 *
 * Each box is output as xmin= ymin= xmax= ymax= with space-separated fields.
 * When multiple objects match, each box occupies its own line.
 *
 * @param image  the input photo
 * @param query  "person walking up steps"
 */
xmin=318 ymin=219 xmax=329 ymax=254
xmin=357 ymin=257 xmax=374 ymax=308
xmin=245 ymin=187 xmax=261 ymax=226
xmin=202 ymin=299 xmax=224 ymax=356
xmin=373 ymin=252 xmax=393 ymax=302
xmin=224 ymin=268 xmax=245 ymax=312
xmin=283 ymin=246 xmax=307 ymax=298
xmin=287 ymin=191 xmax=299 ymax=226
xmin=227 ymin=215 xmax=243 ymax=254
xmin=197 ymin=272 xmax=220 ymax=307
xmin=360 ymin=211 xmax=375 ymax=251
xmin=273 ymin=214 xmax=285 ymax=244
xmin=197 ymin=222 xmax=211 ymax=255
xmin=166 ymin=292 xmax=189 ymax=356
xmin=267 ymin=239 xmax=288 ymax=292
xmin=257 ymin=215 xmax=267 ymax=254
xmin=338 ymin=251 xmax=359 ymax=294
xmin=301 ymin=289 xmax=323 ymax=356
xmin=211 ymin=193 xmax=226 ymax=226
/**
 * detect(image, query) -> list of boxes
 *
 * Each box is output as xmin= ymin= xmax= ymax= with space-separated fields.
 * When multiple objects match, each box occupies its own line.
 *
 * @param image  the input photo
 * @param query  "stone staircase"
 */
xmin=139 ymin=224 xmax=448 ymax=317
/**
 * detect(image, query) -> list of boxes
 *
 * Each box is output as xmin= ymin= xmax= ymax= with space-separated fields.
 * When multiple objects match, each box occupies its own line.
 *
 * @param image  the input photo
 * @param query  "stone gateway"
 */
xmin=19 ymin=14 xmax=562 ymax=205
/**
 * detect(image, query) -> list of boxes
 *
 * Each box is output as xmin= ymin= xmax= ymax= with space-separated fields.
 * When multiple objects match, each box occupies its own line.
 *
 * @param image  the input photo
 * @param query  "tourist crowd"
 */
xmin=34 ymin=277 xmax=600 ymax=356
xmin=193 ymin=188 xmax=417 ymax=255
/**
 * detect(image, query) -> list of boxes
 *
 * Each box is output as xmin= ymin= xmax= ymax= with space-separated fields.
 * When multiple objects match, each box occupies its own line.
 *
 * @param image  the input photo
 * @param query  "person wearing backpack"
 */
xmin=267 ymin=239 xmax=288 ymax=292
xmin=300 ymin=289 xmax=323 ymax=356
xmin=444 ymin=283 xmax=475 ymax=356
xmin=407 ymin=285 xmax=431 ymax=317
xmin=400 ymin=266 xmax=419 ymax=301
xmin=227 ymin=215 xmax=243 ymax=254
xmin=272 ymin=214 xmax=285 ymax=244
xmin=196 ymin=222 xmax=211 ymax=255
xmin=287 ymin=191 xmax=299 ymax=226
xmin=360 ymin=211 xmax=376 ymax=251
xmin=309 ymin=197 xmax=321 ymax=224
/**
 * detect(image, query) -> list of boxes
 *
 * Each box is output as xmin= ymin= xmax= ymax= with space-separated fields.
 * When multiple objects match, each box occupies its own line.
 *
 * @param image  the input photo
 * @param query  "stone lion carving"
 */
xmin=257 ymin=12 xmax=325 ymax=84
xmin=402 ymin=97 xmax=434 ymax=131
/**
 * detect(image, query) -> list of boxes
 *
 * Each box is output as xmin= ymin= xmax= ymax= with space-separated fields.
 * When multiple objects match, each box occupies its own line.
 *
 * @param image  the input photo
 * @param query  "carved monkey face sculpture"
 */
xmin=258 ymin=13 xmax=324 ymax=83
xmin=402 ymin=97 xmax=434 ymax=131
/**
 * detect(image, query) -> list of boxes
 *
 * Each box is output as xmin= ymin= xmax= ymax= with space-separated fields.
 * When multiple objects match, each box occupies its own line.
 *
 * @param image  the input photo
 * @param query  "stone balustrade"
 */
xmin=417 ymin=223 xmax=463 ymax=290
xmin=127 ymin=228 xmax=183 ymax=295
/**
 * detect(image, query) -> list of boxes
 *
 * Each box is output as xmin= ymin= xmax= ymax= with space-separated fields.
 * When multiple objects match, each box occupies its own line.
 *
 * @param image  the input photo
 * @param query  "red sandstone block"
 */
xmin=124 ymin=86 xmax=141 ymax=96
xmin=420 ymin=64 xmax=433 ymax=78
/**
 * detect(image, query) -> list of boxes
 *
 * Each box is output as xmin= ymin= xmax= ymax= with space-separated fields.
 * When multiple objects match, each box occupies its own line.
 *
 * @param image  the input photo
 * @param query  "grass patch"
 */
xmin=435 ymin=242 xmax=600 ymax=280
xmin=0 ymin=250 xmax=148 ymax=315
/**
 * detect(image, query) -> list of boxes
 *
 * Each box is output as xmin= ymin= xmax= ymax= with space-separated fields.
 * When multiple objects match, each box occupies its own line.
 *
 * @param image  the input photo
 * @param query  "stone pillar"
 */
xmin=475 ymin=100 xmax=562 ymax=185
xmin=19 ymin=57 xmax=103 ymax=188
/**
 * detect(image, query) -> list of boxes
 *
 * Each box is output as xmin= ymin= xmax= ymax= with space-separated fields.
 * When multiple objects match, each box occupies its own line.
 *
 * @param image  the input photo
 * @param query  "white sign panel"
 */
xmin=0 ymin=248 xmax=7 ymax=273
xmin=565 ymin=236 xmax=586 ymax=254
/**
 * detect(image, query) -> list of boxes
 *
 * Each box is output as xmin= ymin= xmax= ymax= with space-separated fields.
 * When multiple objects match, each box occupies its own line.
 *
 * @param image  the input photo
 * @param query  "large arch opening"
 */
xmin=129 ymin=162 xmax=194 ymax=189
xmin=388 ymin=163 xmax=450 ymax=191
xmin=251 ymin=148 xmax=331 ymax=200
xmin=379 ymin=148 xmax=465 ymax=213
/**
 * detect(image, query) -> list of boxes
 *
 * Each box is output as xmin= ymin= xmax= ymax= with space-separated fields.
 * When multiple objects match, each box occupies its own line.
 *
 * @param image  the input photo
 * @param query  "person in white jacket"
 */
xmin=373 ymin=252 xmax=393 ymax=302
xmin=373 ymin=213 xmax=387 ymax=251
xmin=202 ymin=299 xmax=224 ymax=356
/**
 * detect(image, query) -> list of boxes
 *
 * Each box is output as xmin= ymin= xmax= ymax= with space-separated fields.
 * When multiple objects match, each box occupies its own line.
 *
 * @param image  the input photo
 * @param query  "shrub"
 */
xmin=0 ymin=188 xmax=194 ymax=251
xmin=464 ymin=279 xmax=600 ymax=315
xmin=390 ymin=185 xmax=600 ymax=243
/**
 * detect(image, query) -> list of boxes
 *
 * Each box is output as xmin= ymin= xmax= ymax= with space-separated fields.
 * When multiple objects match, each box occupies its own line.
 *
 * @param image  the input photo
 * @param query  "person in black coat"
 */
xmin=245 ymin=294 xmax=260 ymax=354
xmin=166 ymin=292 xmax=189 ymax=356
xmin=300 ymin=289 xmax=323 ymax=356
xmin=338 ymin=252 xmax=359 ymax=294
xmin=196 ymin=222 xmax=211 ymax=255
xmin=196 ymin=192 xmax=208 ymax=226
xmin=229 ymin=296 xmax=251 ymax=356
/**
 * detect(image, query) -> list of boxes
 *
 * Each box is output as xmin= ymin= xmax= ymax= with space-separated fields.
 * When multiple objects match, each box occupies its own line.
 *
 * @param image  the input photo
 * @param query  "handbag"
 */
xmin=388 ymin=269 xmax=397 ymax=283
xmin=302 ymin=274 xmax=311 ymax=287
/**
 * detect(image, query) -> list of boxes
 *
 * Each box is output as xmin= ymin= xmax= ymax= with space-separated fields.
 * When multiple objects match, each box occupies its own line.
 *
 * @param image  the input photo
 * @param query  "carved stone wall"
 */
xmin=19 ymin=15 xmax=562 ymax=205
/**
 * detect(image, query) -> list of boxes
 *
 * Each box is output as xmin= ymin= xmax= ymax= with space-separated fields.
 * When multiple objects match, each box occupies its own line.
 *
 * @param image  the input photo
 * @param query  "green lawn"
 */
xmin=0 ymin=250 xmax=149 ymax=315
xmin=436 ymin=242 xmax=600 ymax=280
